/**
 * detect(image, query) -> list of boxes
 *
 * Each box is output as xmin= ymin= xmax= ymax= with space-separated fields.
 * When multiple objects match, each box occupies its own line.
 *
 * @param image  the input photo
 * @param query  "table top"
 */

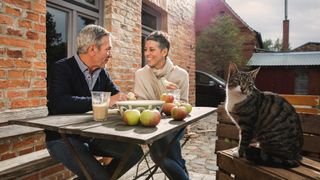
xmin=9 ymin=107 xmax=216 ymax=144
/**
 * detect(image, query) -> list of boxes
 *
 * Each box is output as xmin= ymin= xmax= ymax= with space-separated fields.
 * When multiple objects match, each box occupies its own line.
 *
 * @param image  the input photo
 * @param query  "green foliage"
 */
xmin=263 ymin=38 xmax=291 ymax=51
xmin=196 ymin=15 xmax=251 ymax=76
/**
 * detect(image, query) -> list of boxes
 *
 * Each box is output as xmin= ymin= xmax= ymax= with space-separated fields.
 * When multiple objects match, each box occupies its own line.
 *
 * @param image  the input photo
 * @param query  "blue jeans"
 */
xmin=150 ymin=129 xmax=189 ymax=180
xmin=46 ymin=136 xmax=143 ymax=180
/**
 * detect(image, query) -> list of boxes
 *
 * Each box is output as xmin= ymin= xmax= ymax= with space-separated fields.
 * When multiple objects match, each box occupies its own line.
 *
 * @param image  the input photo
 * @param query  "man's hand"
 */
xmin=109 ymin=92 xmax=127 ymax=107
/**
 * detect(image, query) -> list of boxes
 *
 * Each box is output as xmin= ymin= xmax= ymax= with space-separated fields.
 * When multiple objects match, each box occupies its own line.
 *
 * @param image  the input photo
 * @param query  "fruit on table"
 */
xmin=162 ymin=103 xmax=177 ymax=116
xmin=171 ymin=106 xmax=188 ymax=121
xmin=122 ymin=109 xmax=140 ymax=125
xmin=127 ymin=92 xmax=136 ymax=100
xmin=180 ymin=102 xmax=192 ymax=114
xmin=160 ymin=93 xmax=174 ymax=103
xmin=140 ymin=109 xmax=161 ymax=127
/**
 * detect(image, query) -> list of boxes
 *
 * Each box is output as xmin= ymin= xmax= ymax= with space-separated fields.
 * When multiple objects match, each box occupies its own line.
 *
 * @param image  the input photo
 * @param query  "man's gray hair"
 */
xmin=76 ymin=24 xmax=110 ymax=54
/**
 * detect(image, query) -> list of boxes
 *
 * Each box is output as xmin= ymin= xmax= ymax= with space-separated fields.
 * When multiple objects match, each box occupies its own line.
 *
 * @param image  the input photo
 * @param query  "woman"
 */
xmin=134 ymin=31 xmax=189 ymax=180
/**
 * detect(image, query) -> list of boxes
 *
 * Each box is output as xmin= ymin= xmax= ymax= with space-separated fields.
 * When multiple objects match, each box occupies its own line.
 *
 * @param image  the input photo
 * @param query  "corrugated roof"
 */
xmin=247 ymin=51 xmax=320 ymax=66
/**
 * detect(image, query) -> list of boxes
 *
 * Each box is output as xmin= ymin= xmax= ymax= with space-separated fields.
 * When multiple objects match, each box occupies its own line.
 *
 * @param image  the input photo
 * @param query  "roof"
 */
xmin=247 ymin=51 xmax=320 ymax=66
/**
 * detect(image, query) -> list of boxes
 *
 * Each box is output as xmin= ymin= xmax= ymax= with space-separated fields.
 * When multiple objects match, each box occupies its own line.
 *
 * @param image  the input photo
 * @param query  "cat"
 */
xmin=224 ymin=63 xmax=303 ymax=168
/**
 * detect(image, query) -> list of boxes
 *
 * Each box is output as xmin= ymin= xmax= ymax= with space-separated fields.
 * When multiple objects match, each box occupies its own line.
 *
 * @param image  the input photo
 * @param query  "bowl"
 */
xmin=116 ymin=100 xmax=165 ymax=116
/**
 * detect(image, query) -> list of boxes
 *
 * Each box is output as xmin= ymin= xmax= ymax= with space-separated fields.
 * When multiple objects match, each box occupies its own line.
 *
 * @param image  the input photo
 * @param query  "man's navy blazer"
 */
xmin=47 ymin=56 xmax=119 ymax=115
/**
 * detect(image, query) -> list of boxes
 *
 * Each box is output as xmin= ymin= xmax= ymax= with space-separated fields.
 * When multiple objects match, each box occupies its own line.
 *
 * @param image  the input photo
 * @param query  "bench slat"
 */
xmin=0 ymin=125 xmax=42 ymax=141
xmin=281 ymin=94 xmax=319 ymax=106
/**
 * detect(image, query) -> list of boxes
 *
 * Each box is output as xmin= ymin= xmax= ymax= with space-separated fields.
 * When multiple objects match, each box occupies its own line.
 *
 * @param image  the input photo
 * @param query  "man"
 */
xmin=47 ymin=24 xmax=143 ymax=180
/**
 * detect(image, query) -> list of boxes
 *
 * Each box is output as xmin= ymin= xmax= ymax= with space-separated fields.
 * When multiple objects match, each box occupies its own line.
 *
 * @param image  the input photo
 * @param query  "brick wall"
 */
xmin=105 ymin=0 xmax=196 ymax=104
xmin=0 ymin=0 xmax=48 ymax=121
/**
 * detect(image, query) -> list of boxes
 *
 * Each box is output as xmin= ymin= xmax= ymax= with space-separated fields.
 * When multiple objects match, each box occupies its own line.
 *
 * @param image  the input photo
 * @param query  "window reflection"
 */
xmin=77 ymin=16 xmax=95 ymax=34
xmin=46 ymin=7 xmax=68 ymax=73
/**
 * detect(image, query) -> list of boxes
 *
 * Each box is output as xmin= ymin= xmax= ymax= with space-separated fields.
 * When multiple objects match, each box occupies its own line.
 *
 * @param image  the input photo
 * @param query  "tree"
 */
xmin=263 ymin=38 xmax=291 ymax=51
xmin=196 ymin=15 xmax=252 ymax=78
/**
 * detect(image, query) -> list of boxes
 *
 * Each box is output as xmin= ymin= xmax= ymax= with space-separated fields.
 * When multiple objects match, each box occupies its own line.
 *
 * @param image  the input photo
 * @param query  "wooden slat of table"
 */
xmin=10 ymin=114 xmax=93 ymax=131
xmin=79 ymin=107 xmax=216 ymax=144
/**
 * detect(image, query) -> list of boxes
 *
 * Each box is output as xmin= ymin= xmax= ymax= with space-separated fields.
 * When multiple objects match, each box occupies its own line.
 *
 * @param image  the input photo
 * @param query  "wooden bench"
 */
xmin=215 ymin=94 xmax=320 ymax=179
xmin=0 ymin=124 xmax=73 ymax=179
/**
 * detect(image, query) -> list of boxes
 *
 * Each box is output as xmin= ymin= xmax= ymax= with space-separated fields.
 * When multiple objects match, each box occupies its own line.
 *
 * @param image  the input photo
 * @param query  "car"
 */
xmin=195 ymin=70 xmax=226 ymax=107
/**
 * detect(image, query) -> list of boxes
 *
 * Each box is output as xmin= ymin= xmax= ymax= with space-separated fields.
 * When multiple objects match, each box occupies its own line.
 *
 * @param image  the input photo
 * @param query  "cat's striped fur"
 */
xmin=225 ymin=63 xmax=303 ymax=167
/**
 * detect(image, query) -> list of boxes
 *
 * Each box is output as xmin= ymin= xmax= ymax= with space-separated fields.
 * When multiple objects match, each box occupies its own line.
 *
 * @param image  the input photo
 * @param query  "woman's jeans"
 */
xmin=150 ymin=129 xmax=189 ymax=180
xmin=46 ymin=136 xmax=143 ymax=180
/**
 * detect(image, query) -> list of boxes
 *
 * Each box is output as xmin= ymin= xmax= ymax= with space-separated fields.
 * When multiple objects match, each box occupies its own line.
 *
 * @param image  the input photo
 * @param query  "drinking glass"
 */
xmin=91 ymin=91 xmax=111 ymax=121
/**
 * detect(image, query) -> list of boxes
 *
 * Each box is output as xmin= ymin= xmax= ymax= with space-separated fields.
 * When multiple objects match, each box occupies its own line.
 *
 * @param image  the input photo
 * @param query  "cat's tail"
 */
xmin=245 ymin=146 xmax=301 ymax=168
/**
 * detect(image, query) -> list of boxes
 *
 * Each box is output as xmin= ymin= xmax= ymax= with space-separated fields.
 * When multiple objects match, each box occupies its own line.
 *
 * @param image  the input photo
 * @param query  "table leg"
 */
xmin=110 ymin=143 xmax=135 ymax=180
xmin=60 ymin=133 xmax=92 ymax=180
xmin=145 ymin=130 xmax=183 ymax=180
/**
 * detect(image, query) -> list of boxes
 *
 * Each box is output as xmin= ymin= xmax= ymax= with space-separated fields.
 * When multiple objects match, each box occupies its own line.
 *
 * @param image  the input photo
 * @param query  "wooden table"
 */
xmin=9 ymin=107 xmax=216 ymax=180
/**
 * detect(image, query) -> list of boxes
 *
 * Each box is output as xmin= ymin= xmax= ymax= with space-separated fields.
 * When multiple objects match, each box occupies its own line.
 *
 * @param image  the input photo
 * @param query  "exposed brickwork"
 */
xmin=105 ymin=0 xmax=196 ymax=104
xmin=0 ymin=131 xmax=45 ymax=161
xmin=0 ymin=0 xmax=46 ymax=111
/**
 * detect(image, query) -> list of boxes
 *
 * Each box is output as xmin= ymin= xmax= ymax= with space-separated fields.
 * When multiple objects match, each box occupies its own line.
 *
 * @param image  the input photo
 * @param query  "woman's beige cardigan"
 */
xmin=134 ymin=58 xmax=189 ymax=102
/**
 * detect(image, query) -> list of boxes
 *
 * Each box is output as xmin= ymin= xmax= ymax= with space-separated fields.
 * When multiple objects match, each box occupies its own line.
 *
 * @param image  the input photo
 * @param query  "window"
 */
xmin=141 ymin=5 xmax=164 ymax=67
xmin=46 ymin=0 xmax=103 ymax=72
xmin=295 ymin=70 xmax=308 ymax=95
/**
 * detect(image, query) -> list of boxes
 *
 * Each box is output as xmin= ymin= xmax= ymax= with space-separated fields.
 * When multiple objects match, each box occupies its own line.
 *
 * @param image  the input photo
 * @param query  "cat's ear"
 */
xmin=250 ymin=67 xmax=260 ymax=79
xmin=229 ymin=63 xmax=239 ymax=76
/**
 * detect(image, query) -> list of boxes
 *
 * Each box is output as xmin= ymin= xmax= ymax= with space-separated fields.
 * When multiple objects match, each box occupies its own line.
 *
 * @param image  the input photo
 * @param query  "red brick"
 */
xmin=40 ymin=164 xmax=65 ymax=178
xmin=0 ymin=36 xmax=31 ymax=48
xmin=0 ymin=59 xmax=14 ymax=68
xmin=0 ymin=14 xmax=14 ymax=25
xmin=35 ymin=144 xmax=46 ymax=151
xmin=19 ymin=147 xmax=34 ymax=155
xmin=3 ymin=0 xmax=32 ymax=9
xmin=0 ymin=70 xmax=6 ymax=78
xmin=33 ymin=24 xmax=46 ymax=33
xmin=35 ymin=71 xmax=46 ymax=79
xmin=32 ymin=80 xmax=46 ymax=88
xmin=25 ymin=50 xmax=36 ymax=58
xmin=40 ymin=14 xmax=46 ymax=24
xmin=14 ymin=60 xmax=32 ymax=68
xmin=26 ymin=11 xmax=39 ymax=21
xmin=34 ymin=43 xmax=45 ymax=50
xmin=7 ymin=28 xmax=23 ymax=36
xmin=26 ymin=31 xmax=39 ymax=40
xmin=1 ymin=152 xmax=16 ymax=160
xmin=7 ymin=49 xmax=23 ymax=58
xmin=0 ymin=80 xmax=30 ymax=89
xmin=18 ymin=20 xmax=32 ymax=28
xmin=5 ymin=6 xmax=22 ymax=17
xmin=33 ymin=61 xmax=46 ymax=69
xmin=0 ymin=48 xmax=5 ymax=55
xmin=27 ymin=90 xmax=46 ymax=97
xmin=32 ymin=2 xmax=46 ymax=14
xmin=0 ymin=143 xmax=9 ymax=154
xmin=7 ymin=90 xmax=26 ymax=98
xmin=0 ymin=101 xmax=4 ymax=110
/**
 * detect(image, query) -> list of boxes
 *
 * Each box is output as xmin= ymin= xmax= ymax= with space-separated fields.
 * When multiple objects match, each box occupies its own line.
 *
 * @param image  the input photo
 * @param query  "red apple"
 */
xmin=181 ymin=102 xmax=192 ymax=114
xmin=162 ymin=103 xmax=177 ymax=116
xmin=122 ymin=109 xmax=140 ymax=126
xmin=160 ymin=93 xmax=174 ymax=103
xmin=140 ymin=109 xmax=161 ymax=127
xmin=171 ymin=106 xmax=188 ymax=121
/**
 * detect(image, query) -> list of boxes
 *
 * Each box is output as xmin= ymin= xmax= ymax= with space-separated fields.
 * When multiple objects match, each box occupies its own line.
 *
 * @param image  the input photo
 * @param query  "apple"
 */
xmin=181 ymin=102 xmax=192 ymax=114
xmin=162 ymin=103 xmax=177 ymax=116
xmin=140 ymin=109 xmax=161 ymax=127
xmin=171 ymin=106 xmax=188 ymax=121
xmin=122 ymin=109 xmax=140 ymax=125
xmin=160 ymin=93 xmax=174 ymax=103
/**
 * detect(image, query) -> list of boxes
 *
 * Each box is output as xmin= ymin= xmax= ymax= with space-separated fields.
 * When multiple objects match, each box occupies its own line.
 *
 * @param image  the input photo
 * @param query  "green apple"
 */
xmin=122 ymin=109 xmax=140 ymax=125
xmin=181 ymin=102 xmax=192 ymax=114
xmin=161 ymin=103 xmax=177 ymax=116
xmin=140 ymin=109 xmax=161 ymax=127
xmin=171 ymin=106 xmax=188 ymax=121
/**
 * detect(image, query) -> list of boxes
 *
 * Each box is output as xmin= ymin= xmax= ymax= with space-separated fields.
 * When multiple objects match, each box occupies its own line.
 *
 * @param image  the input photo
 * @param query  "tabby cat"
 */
xmin=225 ymin=63 xmax=303 ymax=167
